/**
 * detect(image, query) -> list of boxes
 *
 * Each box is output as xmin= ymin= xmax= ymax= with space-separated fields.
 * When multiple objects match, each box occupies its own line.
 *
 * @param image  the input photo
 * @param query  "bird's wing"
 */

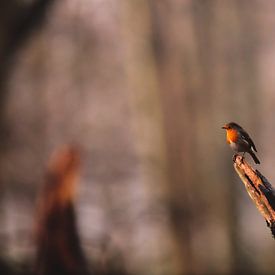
xmin=240 ymin=130 xmax=257 ymax=152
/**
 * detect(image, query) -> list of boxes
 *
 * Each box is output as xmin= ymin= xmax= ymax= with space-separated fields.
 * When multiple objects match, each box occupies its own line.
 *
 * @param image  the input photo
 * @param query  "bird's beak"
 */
xmin=222 ymin=125 xmax=227 ymax=129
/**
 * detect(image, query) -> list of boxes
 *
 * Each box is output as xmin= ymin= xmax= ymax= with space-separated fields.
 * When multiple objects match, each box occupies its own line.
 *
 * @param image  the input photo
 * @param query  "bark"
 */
xmin=233 ymin=154 xmax=275 ymax=238
xmin=34 ymin=146 xmax=90 ymax=275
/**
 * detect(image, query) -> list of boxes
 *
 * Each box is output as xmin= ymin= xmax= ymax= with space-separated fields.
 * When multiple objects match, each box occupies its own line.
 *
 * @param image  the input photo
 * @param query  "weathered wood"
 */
xmin=233 ymin=154 xmax=275 ymax=238
xmin=34 ymin=145 xmax=90 ymax=275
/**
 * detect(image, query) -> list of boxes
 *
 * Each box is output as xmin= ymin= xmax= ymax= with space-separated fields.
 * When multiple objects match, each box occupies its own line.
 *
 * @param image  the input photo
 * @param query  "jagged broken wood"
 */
xmin=233 ymin=154 xmax=275 ymax=238
xmin=35 ymin=145 xmax=90 ymax=275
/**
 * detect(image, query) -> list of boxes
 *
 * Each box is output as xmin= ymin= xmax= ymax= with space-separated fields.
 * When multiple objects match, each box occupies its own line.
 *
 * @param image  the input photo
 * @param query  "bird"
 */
xmin=222 ymin=122 xmax=260 ymax=164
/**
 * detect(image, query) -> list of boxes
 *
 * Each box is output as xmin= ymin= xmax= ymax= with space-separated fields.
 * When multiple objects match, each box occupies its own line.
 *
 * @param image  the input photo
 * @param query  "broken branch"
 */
xmin=233 ymin=154 xmax=275 ymax=238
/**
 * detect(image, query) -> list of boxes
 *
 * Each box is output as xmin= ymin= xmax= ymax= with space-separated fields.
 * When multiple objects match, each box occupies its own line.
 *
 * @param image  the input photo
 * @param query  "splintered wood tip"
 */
xmin=43 ymin=145 xmax=81 ymax=208
xmin=48 ymin=145 xmax=80 ymax=176
xmin=233 ymin=154 xmax=275 ymax=238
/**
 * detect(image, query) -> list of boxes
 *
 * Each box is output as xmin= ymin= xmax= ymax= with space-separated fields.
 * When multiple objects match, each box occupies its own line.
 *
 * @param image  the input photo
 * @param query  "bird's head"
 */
xmin=222 ymin=122 xmax=241 ymax=131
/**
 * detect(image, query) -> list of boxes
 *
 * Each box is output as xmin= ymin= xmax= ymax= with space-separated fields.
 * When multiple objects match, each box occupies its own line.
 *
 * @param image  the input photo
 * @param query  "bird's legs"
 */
xmin=241 ymin=152 xmax=246 ymax=163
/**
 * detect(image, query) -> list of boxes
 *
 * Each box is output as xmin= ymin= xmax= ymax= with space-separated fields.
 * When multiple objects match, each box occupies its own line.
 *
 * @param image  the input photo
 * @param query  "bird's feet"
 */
xmin=232 ymin=154 xmax=245 ymax=164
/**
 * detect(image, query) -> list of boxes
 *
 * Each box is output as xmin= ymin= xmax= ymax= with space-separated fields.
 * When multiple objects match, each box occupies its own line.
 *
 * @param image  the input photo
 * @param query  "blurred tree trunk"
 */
xmin=150 ymin=0 xmax=261 ymax=274
xmin=0 ymin=0 xmax=55 ymax=264
xmin=35 ymin=146 xmax=90 ymax=275
xmin=149 ymin=1 xmax=202 ymax=273
xmin=0 ymin=0 xmax=55 ymax=141
xmin=121 ymin=1 xmax=184 ymax=274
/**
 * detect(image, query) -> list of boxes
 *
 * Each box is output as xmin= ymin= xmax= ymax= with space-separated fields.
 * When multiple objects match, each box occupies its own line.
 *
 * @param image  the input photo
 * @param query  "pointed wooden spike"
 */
xmin=34 ymin=145 xmax=90 ymax=275
xmin=233 ymin=154 xmax=275 ymax=238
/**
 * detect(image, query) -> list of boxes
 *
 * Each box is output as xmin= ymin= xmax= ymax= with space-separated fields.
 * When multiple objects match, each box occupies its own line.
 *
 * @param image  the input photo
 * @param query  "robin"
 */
xmin=222 ymin=122 xmax=260 ymax=164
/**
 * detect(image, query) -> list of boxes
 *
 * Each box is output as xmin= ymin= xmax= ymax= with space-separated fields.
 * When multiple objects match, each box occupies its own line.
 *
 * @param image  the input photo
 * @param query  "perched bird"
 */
xmin=222 ymin=122 xmax=260 ymax=164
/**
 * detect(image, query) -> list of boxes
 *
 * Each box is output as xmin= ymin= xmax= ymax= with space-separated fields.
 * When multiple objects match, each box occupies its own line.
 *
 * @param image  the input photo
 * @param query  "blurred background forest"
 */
xmin=0 ymin=0 xmax=275 ymax=274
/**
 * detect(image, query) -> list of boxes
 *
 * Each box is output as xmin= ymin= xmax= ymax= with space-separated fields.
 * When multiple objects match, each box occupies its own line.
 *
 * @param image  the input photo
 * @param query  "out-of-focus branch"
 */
xmin=2 ymin=0 xmax=56 ymax=59
xmin=34 ymin=145 xmax=90 ymax=275
xmin=233 ymin=154 xmax=275 ymax=238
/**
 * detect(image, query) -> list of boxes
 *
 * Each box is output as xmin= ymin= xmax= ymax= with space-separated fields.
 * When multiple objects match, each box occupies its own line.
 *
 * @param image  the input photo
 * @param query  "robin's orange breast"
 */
xmin=226 ymin=129 xmax=238 ymax=144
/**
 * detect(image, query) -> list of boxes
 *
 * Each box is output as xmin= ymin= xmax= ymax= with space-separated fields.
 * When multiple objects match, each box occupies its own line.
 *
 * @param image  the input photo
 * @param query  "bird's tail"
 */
xmin=249 ymin=151 xmax=260 ymax=164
